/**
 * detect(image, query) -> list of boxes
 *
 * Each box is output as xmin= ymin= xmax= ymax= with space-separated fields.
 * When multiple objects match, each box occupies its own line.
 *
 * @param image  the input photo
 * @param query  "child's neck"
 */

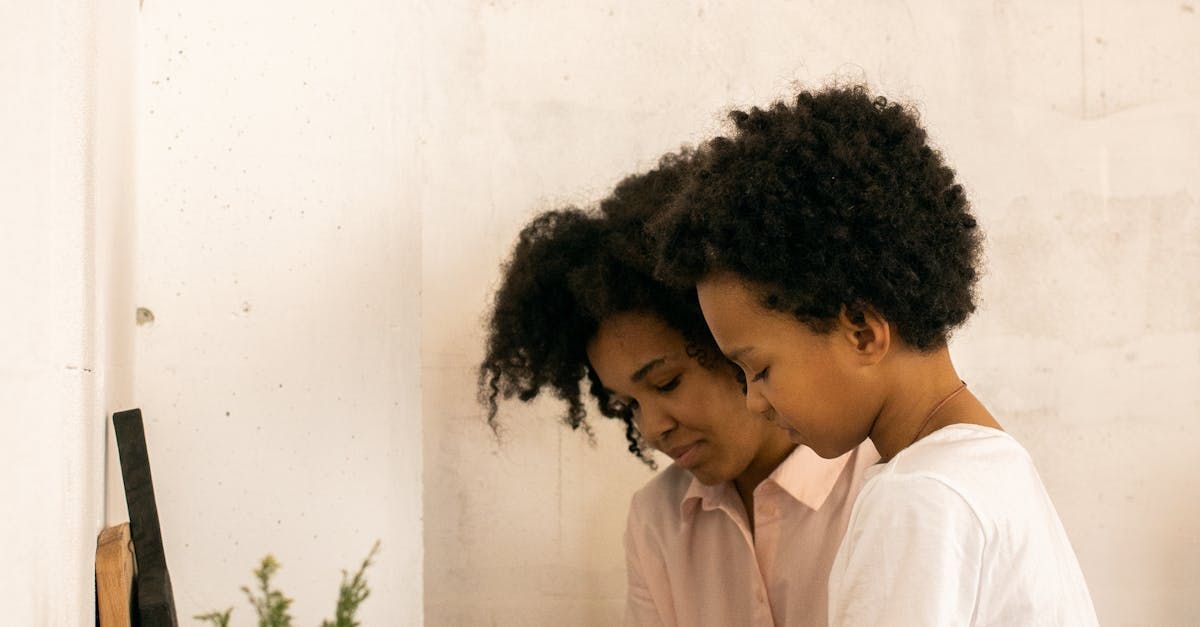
xmin=869 ymin=347 xmax=1000 ymax=462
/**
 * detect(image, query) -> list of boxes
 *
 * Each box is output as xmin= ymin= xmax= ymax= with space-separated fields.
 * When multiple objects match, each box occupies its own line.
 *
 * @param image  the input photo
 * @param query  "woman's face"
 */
xmin=695 ymin=272 xmax=885 ymax=459
xmin=586 ymin=311 xmax=784 ymax=485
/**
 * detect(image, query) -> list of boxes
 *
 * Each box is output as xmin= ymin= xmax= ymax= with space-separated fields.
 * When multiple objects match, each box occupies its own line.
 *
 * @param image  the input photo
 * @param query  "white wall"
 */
xmin=132 ymin=1 xmax=423 ymax=624
xmin=0 ymin=0 xmax=134 ymax=623
xmin=421 ymin=1 xmax=1200 ymax=625
xmin=5 ymin=1 xmax=1197 ymax=624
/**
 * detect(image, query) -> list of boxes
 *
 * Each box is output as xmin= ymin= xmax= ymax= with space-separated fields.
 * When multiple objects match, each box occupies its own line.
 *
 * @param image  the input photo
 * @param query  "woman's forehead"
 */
xmin=590 ymin=313 xmax=686 ymax=360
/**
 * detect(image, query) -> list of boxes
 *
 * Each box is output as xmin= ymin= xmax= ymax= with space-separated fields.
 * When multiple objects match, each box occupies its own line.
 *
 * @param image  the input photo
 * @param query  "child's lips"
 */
xmin=774 ymin=421 xmax=805 ymax=444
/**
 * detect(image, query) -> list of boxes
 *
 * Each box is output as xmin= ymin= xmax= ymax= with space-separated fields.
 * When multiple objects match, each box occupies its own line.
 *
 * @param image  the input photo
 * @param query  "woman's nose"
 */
xmin=636 ymin=403 xmax=676 ymax=442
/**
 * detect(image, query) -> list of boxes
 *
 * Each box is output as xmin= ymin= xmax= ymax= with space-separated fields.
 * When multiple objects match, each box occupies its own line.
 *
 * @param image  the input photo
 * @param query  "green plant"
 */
xmin=194 ymin=543 xmax=380 ymax=627
xmin=320 ymin=541 xmax=381 ymax=627
xmin=242 ymin=554 xmax=293 ymax=627
xmin=194 ymin=609 xmax=233 ymax=627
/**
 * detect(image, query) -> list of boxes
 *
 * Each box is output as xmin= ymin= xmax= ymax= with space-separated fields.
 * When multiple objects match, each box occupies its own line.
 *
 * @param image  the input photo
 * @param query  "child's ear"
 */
xmin=837 ymin=305 xmax=890 ymax=365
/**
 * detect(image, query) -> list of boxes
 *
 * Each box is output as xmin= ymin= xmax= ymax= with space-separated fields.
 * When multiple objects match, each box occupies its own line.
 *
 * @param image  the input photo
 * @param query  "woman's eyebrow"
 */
xmin=630 ymin=357 xmax=667 ymax=382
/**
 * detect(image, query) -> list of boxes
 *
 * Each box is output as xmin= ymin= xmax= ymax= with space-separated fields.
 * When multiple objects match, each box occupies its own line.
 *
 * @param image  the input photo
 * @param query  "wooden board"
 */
xmin=96 ymin=523 xmax=135 ymax=627
xmin=114 ymin=408 xmax=179 ymax=627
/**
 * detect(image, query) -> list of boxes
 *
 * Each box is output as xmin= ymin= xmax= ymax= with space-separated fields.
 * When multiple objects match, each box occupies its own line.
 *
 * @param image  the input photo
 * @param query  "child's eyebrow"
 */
xmin=726 ymin=346 xmax=753 ymax=362
xmin=630 ymin=357 xmax=667 ymax=382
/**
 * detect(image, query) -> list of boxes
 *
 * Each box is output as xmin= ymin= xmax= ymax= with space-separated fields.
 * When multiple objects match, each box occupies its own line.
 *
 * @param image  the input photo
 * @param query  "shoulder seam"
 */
xmin=869 ymin=471 xmax=988 ymax=534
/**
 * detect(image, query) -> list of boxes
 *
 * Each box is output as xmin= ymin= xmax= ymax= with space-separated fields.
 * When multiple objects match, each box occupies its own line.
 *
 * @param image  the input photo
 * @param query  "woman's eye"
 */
xmin=751 ymin=367 xmax=770 ymax=383
xmin=655 ymin=376 xmax=681 ymax=393
xmin=613 ymin=399 xmax=639 ymax=415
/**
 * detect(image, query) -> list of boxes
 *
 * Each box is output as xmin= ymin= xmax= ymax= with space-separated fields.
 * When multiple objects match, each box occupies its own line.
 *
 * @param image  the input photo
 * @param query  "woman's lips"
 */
xmin=669 ymin=441 xmax=704 ymax=469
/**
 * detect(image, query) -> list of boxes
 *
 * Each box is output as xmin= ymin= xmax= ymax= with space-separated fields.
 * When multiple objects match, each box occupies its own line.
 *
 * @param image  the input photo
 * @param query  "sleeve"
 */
xmin=828 ymin=474 xmax=986 ymax=626
xmin=623 ymin=503 xmax=669 ymax=627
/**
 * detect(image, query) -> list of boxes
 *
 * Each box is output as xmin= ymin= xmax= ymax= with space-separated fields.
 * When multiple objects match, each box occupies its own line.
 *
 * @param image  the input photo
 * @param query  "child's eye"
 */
xmin=655 ymin=376 xmax=682 ymax=393
xmin=751 ymin=367 xmax=770 ymax=382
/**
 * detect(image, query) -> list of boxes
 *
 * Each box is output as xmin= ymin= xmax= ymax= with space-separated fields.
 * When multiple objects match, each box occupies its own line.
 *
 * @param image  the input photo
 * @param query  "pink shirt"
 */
xmin=624 ymin=441 xmax=879 ymax=626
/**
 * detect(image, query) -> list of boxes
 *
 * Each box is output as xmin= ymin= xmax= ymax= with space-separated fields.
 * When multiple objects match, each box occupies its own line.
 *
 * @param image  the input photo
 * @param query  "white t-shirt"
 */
xmin=828 ymin=424 xmax=1097 ymax=626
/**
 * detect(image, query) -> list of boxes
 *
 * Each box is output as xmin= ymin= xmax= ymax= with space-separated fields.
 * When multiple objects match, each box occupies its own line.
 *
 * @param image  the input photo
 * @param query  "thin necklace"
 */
xmin=908 ymin=380 xmax=968 ymax=448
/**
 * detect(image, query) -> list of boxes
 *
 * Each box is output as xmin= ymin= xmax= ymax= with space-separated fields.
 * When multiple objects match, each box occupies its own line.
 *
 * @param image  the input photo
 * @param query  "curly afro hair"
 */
xmin=479 ymin=152 xmax=724 ymax=466
xmin=651 ymin=86 xmax=983 ymax=350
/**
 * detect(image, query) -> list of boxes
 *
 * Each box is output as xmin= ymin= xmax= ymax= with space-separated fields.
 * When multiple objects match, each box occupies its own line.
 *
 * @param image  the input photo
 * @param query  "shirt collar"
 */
xmin=764 ymin=444 xmax=853 ymax=511
xmin=679 ymin=444 xmax=853 ymax=518
xmin=680 ymin=475 xmax=732 ymax=518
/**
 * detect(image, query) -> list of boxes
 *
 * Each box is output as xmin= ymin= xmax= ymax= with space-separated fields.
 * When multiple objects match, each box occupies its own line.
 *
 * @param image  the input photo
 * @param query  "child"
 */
xmin=480 ymin=154 xmax=877 ymax=626
xmin=651 ymin=87 xmax=1097 ymax=625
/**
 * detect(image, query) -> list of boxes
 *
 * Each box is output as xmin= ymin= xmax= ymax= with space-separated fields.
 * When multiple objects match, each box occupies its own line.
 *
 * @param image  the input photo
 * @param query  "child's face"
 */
xmin=696 ymin=272 xmax=884 ymax=460
xmin=586 ymin=311 xmax=786 ymax=485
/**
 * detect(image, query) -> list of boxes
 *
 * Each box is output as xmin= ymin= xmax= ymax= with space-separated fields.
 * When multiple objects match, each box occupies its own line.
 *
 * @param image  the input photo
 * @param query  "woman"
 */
xmin=651 ymin=86 xmax=1097 ymax=625
xmin=480 ymin=154 xmax=877 ymax=626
